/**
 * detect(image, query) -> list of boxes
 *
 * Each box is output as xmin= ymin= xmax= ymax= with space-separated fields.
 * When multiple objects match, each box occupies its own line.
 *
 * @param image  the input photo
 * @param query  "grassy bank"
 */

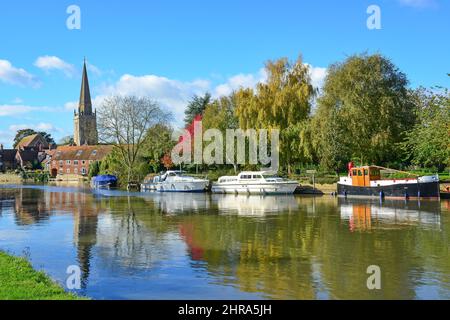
xmin=0 ymin=251 xmax=86 ymax=300
xmin=0 ymin=173 xmax=22 ymax=184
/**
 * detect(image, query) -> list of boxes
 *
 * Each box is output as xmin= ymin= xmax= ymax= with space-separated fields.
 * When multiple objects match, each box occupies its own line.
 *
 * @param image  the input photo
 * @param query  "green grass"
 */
xmin=0 ymin=251 xmax=87 ymax=300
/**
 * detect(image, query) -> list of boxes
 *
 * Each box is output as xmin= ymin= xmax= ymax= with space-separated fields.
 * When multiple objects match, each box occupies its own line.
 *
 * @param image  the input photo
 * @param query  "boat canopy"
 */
xmin=92 ymin=175 xmax=118 ymax=184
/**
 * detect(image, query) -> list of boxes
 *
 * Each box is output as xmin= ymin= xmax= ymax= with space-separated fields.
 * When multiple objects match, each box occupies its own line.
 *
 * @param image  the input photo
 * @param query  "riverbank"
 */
xmin=0 ymin=173 xmax=22 ymax=184
xmin=0 ymin=251 xmax=86 ymax=300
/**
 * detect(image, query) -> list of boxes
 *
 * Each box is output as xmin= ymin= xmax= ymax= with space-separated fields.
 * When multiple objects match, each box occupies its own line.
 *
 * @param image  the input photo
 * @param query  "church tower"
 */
xmin=74 ymin=59 xmax=98 ymax=146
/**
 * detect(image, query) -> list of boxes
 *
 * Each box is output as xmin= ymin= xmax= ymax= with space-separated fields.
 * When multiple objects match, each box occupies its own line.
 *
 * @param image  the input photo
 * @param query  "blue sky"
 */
xmin=1 ymin=0 xmax=449 ymax=147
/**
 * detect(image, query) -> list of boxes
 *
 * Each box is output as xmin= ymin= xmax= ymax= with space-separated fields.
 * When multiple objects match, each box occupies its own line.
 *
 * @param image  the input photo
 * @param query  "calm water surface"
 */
xmin=0 ymin=185 xmax=449 ymax=299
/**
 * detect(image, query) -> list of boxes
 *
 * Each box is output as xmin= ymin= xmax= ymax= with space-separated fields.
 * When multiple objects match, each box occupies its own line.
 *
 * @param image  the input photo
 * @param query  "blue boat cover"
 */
xmin=92 ymin=175 xmax=118 ymax=183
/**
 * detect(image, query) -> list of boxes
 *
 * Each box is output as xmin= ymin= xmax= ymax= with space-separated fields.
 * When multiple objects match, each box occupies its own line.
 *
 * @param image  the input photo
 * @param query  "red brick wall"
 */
xmin=50 ymin=159 xmax=94 ymax=176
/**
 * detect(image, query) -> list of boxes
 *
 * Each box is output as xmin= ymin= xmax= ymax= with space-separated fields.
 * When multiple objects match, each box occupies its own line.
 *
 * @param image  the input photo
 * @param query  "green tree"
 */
xmin=401 ymin=88 xmax=450 ymax=170
xmin=312 ymin=53 xmax=416 ymax=171
xmin=141 ymin=124 xmax=175 ymax=173
xmin=88 ymin=161 xmax=100 ymax=178
xmin=58 ymin=135 xmax=74 ymax=146
xmin=184 ymin=93 xmax=211 ymax=127
xmin=235 ymin=56 xmax=316 ymax=174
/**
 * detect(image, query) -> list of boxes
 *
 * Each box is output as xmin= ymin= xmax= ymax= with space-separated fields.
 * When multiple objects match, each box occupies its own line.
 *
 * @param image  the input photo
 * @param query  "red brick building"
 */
xmin=48 ymin=145 xmax=113 ymax=178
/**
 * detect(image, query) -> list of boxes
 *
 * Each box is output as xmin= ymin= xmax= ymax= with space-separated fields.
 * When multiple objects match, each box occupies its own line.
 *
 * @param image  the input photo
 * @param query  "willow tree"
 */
xmin=235 ymin=56 xmax=316 ymax=174
xmin=97 ymin=95 xmax=172 ymax=184
xmin=312 ymin=53 xmax=416 ymax=170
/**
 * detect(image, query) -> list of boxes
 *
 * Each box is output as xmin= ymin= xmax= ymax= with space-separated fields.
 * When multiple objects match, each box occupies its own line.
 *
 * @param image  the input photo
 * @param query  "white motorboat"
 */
xmin=141 ymin=171 xmax=209 ymax=193
xmin=211 ymin=171 xmax=298 ymax=195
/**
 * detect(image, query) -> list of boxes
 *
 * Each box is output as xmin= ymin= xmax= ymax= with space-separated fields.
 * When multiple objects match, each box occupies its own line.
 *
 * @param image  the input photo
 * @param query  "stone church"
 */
xmin=74 ymin=59 xmax=98 ymax=146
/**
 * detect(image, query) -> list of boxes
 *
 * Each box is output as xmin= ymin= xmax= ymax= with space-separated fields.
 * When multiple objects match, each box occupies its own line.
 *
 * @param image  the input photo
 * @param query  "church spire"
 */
xmin=79 ymin=58 xmax=93 ymax=115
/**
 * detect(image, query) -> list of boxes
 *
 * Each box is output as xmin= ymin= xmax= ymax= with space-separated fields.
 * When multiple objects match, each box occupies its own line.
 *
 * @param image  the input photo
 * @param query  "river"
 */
xmin=0 ymin=185 xmax=449 ymax=299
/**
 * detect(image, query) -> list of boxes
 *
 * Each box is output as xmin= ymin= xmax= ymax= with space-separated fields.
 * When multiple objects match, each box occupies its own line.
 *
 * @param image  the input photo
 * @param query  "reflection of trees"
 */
xmin=129 ymin=195 xmax=449 ymax=299
xmin=13 ymin=188 xmax=48 ymax=225
xmin=94 ymin=196 xmax=175 ymax=271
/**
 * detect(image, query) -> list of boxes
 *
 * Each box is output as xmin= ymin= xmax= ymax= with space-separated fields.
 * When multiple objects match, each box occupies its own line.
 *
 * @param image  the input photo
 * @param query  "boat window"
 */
xmin=168 ymin=172 xmax=177 ymax=176
xmin=364 ymin=169 xmax=368 ymax=176
xmin=358 ymin=170 xmax=362 ymax=176
xmin=252 ymin=175 xmax=262 ymax=179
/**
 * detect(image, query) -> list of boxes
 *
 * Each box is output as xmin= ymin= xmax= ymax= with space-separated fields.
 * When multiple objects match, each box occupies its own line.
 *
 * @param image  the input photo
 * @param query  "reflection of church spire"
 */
xmin=73 ymin=204 xmax=98 ymax=290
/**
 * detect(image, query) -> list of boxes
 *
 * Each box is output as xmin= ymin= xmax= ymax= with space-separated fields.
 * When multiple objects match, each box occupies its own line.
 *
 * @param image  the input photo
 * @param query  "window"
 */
xmin=59 ymin=160 xmax=63 ymax=167
xmin=91 ymin=150 xmax=97 ymax=156
xmin=252 ymin=175 xmax=262 ymax=179
xmin=364 ymin=169 xmax=368 ymax=176
xmin=89 ymin=160 xmax=93 ymax=164
xmin=76 ymin=150 xmax=83 ymax=157
xmin=81 ymin=167 xmax=86 ymax=175
xmin=59 ymin=169 xmax=63 ymax=174
xmin=66 ymin=160 xmax=71 ymax=165
xmin=52 ymin=160 xmax=56 ymax=165
xmin=66 ymin=168 xmax=70 ymax=174
xmin=352 ymin=169 xmax=357 ymax=176
xmin=74 ymin=160 xmax=79 ymax=165
xmin=82 ymin=160 xmax=86 ymax=165
xmin=74 ymin=168 xmax=78 ymax=174
xmin=358 ymin=170 xmax=362 ymax=176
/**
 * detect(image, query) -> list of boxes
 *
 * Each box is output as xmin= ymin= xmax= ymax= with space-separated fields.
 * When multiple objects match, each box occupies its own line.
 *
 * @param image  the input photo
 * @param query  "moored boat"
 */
xmin=337 ymin=165 xmax=440 ymax=199
xmin=211 ymin=171 xmax=298 ymax=195
xmin=141 ymin=170 xmax=209 ymax=193
xmin=91 ymin=175 xmax=118 ymax=190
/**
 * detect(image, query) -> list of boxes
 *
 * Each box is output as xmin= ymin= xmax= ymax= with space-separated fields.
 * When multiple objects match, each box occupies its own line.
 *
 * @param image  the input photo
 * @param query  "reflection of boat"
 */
xmin=339 ymin=199 xmax=441 ymax=231
xmin=90 ymin=175 xmax=118 ymax=190
xmin=212 ymin=194 xmax=298 ymax=216
xmin=211 ymin=171 xmax=298 ymax=195
xmin=337 ymin=165 xmax=440 ymax=199
xmin=141 ymin=171 xmax=209 ymax=193
xmin=144 ymin=192 xmax=211 ymax=214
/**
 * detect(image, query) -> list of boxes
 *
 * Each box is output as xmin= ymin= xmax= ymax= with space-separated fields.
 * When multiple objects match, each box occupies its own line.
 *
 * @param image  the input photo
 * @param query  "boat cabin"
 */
xmin=350 ymin=166 xmax=381 ymax=187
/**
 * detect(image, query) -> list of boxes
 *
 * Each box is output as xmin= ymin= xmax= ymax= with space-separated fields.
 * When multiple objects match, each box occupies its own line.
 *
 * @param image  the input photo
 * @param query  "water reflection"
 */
xmin=0 ymin=186 xmax=449 ymax=299
xmin=339 ymin=199 xmax=442 ymax=232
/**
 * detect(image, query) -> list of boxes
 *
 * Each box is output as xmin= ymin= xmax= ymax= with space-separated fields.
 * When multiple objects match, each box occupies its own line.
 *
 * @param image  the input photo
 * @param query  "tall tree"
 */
xmin=141 ymin=124 xmax=175 ymax=172
xmin=312 ymin=53 xmax=416 ymax=170
xmin=97 ymin=95 xmax=172 ymax=184
xmin=401 ymin=87 xmax=450 ymax=170
xmin=235 ymin=56 xmax=316 ymax=174
xmin=184 ymin=93 xmax=211 ymax=127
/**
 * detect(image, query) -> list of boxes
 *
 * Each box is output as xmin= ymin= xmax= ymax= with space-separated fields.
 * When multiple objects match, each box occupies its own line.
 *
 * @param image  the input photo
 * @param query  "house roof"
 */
xmin=52 ymin=145 xmax=114 ymax=161
xmin=16 ymin=133 xmax=49 ymax=150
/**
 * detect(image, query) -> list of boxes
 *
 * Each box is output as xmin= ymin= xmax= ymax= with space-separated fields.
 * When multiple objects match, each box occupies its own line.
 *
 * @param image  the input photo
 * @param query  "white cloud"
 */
xmin=34 ymin=55 xmax=76 ymax=77
xmin=0 ymin=104 xmax=61 ymax=117
xmin=64 ymin=101 xmax=78 ymax=111
xmin=0 ymin=59 xmax=40 ymax=87
xmin=398 ymin=0 xmax=436 ymax=7
xmin=214 ymin=68 xmax=267 ymax=97
xmin=96 ymin=74 xmax=211 ymax=124
xmin=9 ymin=122 xmax=63 ymax=133
xmin=87 ymin=63 xmax=103 ymax=77
xmin=306 ymin=64 xmax=328 ymax=91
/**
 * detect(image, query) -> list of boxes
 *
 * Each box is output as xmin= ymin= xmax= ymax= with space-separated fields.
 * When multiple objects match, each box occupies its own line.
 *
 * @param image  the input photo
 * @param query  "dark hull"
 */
xmin=337 ymin=181 xmax=440 ymax=199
